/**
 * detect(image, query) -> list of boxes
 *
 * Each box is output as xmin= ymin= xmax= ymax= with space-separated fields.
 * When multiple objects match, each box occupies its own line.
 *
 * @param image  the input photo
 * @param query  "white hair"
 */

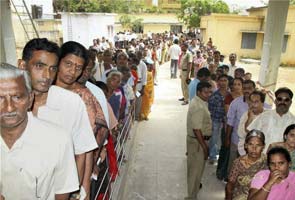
xmin=106 ymin=70 xmax=122 ymax=82
xmin=0 ymin=62 xmax=32 ymax=93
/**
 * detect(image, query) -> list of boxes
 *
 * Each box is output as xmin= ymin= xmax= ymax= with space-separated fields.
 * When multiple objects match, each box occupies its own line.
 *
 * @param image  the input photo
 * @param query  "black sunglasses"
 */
xmin=277 ymin=97 xmax=291 ymax=102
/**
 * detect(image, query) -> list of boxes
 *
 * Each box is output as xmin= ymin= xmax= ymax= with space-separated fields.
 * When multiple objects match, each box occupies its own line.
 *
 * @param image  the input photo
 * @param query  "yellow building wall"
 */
xmin=200 ymin=7 xmax=295 ymax=65
xmin=246 ymin=5 xmax=295 ymax=65
xmin=11 ymin=14 xmax=28 ymax=58
xmin=115 ymin=13 xmax=184 ymax=34
xmin=143 ymin=24 xmax=171 ymax=33
xmin=159 ymin=0 xmax=181 ymax=9
xmin=145 ymin=0 xmax=153 ymax=7
xmin=201 ymin=14 xmax=264 ymax=59
xmin=281 ymin=6 xmax=295 ymax=65
xmin=115 ymin=23 xmax=174 ymax=34
xmin=11 ymin=12 xmax=62 ymax=59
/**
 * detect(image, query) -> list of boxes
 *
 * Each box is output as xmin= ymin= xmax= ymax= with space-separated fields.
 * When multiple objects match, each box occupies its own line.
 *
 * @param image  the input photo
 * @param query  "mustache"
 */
xmin=278 ymin=103 xmax=287 ymax=107
xmin=38 ymin=79 xmax=52 ymax=84
xmin=0 ymin=112 xmax=18 ymax=117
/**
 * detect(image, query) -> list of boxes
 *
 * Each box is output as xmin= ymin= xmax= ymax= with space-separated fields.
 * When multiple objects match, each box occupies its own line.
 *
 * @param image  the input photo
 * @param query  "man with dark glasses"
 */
xmin=247 ymin=87 xmax=295 ymax=151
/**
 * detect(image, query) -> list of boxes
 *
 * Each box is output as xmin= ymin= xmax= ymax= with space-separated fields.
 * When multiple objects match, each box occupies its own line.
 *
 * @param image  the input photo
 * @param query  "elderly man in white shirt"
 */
xmin=228 ymin=53 xmax=239 ymax=77
xmin=247 ymin=87 xmax=295 ymax=151
xmin=18 ymin=38 xmax=98 ymax=198
xmin=0 ymin=63 xmax=79 ymax=200
xmin=238 ymin=90 xmax=268 ymax=155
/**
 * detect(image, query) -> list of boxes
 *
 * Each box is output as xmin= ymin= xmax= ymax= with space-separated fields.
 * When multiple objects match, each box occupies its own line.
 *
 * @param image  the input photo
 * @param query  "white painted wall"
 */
xmin=13 ymin=0 xmax=53 ymax=19
xmin=61 ymin=13 xmax=116 ymax=48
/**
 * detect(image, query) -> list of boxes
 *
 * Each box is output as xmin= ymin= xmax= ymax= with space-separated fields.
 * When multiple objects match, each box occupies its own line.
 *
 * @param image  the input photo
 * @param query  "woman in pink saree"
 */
xmin=248 ymin=147 xmax=295 ymax=200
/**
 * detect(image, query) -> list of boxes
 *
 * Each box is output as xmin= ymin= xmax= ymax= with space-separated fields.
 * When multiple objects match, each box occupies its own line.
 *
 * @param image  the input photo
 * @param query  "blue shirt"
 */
xmin=188 ymin=78 xmax=200 ymax=101
xmin=208 ymin=90 xmax=227 ymax=123
xmin=227 ymin=96 xmax=271 ymax=145
xmin=227 ymin=96 xmax=248 ymax=145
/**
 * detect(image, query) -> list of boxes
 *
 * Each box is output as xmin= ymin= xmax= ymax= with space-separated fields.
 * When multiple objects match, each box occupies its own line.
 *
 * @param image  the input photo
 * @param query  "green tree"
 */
xmin=53 ymin=0 xmax=100 ymax=12
xmin=178 ymin=0 xmax=229 ymax=28
xmin=53 ymin=0 xmax=145 ymax=13
xmin=119 ymin=14 xmax=132 ymax=29
xmin=291 ymin=0 xmax=295 ymax=4
xmin=119 ymin=15 xmax=143 ymax=33
xmin=131 ymin=18 xmax=143 ymax=33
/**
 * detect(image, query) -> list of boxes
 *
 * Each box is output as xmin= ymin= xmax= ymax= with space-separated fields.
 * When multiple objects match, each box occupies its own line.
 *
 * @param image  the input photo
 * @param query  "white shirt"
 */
xmin=37 ymin=85 xmax=98 ymax=155
xmin=86 ymin=81 xmax=110 ymax=128
xmin=1 ymin=112 xmax=79 ymax=199
xmin=228 ymin=63 xmax=238 ymax=77
xmin=247 ymin=109 xmax=295 ymax=151
xmin=168 ymin=44 xmax=181 ymax=60
xmin=238 ymin=110 xmax=264 ymax=156
xmin=100 ymin=65 xmax=116 ymax=83
xmin=136 ymin=60 xmax=147 ymax=91
xmin=100 ymin=41 xmax=110 ymax=51
xmin=93 ymin=62 xmax=104 ymax=82
xmin=118 ymin=33 xmax=124 ymax=41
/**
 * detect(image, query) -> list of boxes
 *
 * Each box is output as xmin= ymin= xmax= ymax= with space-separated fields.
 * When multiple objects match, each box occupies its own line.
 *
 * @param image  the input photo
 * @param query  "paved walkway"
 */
xmin=119 ymin=62 xmax=225 ymax=200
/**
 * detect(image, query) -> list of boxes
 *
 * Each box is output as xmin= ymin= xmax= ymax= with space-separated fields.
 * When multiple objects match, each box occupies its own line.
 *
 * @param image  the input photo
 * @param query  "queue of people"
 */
xmin=1 ymin=30 xmax=295 ymax=200
xmin=182 ymin=36 xmax=295 ymax=200
xmin=0 ymin=32 xmax=165 ymax=200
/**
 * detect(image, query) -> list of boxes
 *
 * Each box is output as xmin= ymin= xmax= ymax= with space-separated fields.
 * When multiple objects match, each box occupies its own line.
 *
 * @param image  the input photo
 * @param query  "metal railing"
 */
xmin=92 ymin=103 xmax=135 ymax=200
xmin=10 ymin=0 xmax=39 ymax=40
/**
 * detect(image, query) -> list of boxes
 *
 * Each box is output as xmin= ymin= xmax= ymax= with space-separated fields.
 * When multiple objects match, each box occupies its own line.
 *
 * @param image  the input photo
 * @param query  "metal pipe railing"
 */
xmin=93 ymin=103 xmax=135 ymax=200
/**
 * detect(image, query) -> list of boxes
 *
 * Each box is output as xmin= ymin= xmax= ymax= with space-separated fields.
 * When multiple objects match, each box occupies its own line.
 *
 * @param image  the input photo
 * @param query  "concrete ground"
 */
xmin=118 ymin=61 xmax=295 ymax=200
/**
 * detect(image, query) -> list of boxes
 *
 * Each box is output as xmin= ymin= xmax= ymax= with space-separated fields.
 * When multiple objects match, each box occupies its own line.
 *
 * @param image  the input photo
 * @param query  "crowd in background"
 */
xmin=89 ymin=31 xmax=295 ymax=200
xmin=1 ymin=29 xmax=295 ymax=200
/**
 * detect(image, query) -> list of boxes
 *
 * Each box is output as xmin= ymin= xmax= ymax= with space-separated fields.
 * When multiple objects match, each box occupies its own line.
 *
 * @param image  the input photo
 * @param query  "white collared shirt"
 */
xmin=228 ymin=63 xmax=238 ymax=77
xmin=37 ymin=85 xmax=98 ymax=155
xmin=93 ymin=62 xmax=104 ymax=81
xmin=100 ymin=65 xmax=116 ymax=83
xmin=168 ymin=44 xmax=181 ymax=60
xmin=136 ymin=60 xmax=147 ymax=91
xmin=238 ymin=110 xmax=265 ymax=156
xmin=1 ymin=112 xmax=79 ymax=199
xmin=247 ymin=109 xmax=295 ymax=151
xmin=86 ymin=81 xmax=110 ymax=128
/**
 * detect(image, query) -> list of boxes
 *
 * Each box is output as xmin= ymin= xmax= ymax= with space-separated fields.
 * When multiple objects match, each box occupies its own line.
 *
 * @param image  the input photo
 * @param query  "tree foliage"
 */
xmin=178 ymin=0 xmax=229 ymax=28
xmin=53 ymin=0 xmax=145 ymax=13
xmin=119 ymin=14 xmax=143 ymax=33
xmin=131 ymin=18 xmax=144 ymax=33
xmin=119 ymin=14 xmax=132 ymax=28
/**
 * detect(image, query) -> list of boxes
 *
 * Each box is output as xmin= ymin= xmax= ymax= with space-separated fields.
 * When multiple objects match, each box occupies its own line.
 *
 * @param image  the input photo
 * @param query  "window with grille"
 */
xmin=282 ymin=35 xmax=288 ymax=53
xmin=241 ymin=33 xmax=257 ymax=49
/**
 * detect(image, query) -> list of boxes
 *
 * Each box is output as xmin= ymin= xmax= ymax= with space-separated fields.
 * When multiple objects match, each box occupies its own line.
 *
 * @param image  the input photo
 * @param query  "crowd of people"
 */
xmin=1 ymin=29 xmax=295 ymax=200
xmin=179 ymin=37 xmax=295 ymax=200
xmin=0 ymin=31 xmax=173 ymax=200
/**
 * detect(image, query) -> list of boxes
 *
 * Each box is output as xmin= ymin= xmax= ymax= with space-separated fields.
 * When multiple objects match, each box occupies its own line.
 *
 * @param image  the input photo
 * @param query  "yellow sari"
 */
xmin=141 ymin=71 xmax=154 ymax=119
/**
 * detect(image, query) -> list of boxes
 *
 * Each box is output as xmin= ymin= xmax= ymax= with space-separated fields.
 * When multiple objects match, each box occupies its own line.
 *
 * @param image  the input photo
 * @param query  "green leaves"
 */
xmin=119 ymin=14 xmax=132 ymax=28
xmin=119 ymin=14 xmax=143 ymax=32
xmin=178 ymin=0 xmax=229 ymax=28
xmin=53 ymin=0 xmax=145 ymax=13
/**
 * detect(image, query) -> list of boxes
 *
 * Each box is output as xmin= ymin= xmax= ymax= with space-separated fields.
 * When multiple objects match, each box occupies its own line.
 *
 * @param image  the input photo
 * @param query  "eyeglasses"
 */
xmin=277 ymin=97 xmax=291 ymax=102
